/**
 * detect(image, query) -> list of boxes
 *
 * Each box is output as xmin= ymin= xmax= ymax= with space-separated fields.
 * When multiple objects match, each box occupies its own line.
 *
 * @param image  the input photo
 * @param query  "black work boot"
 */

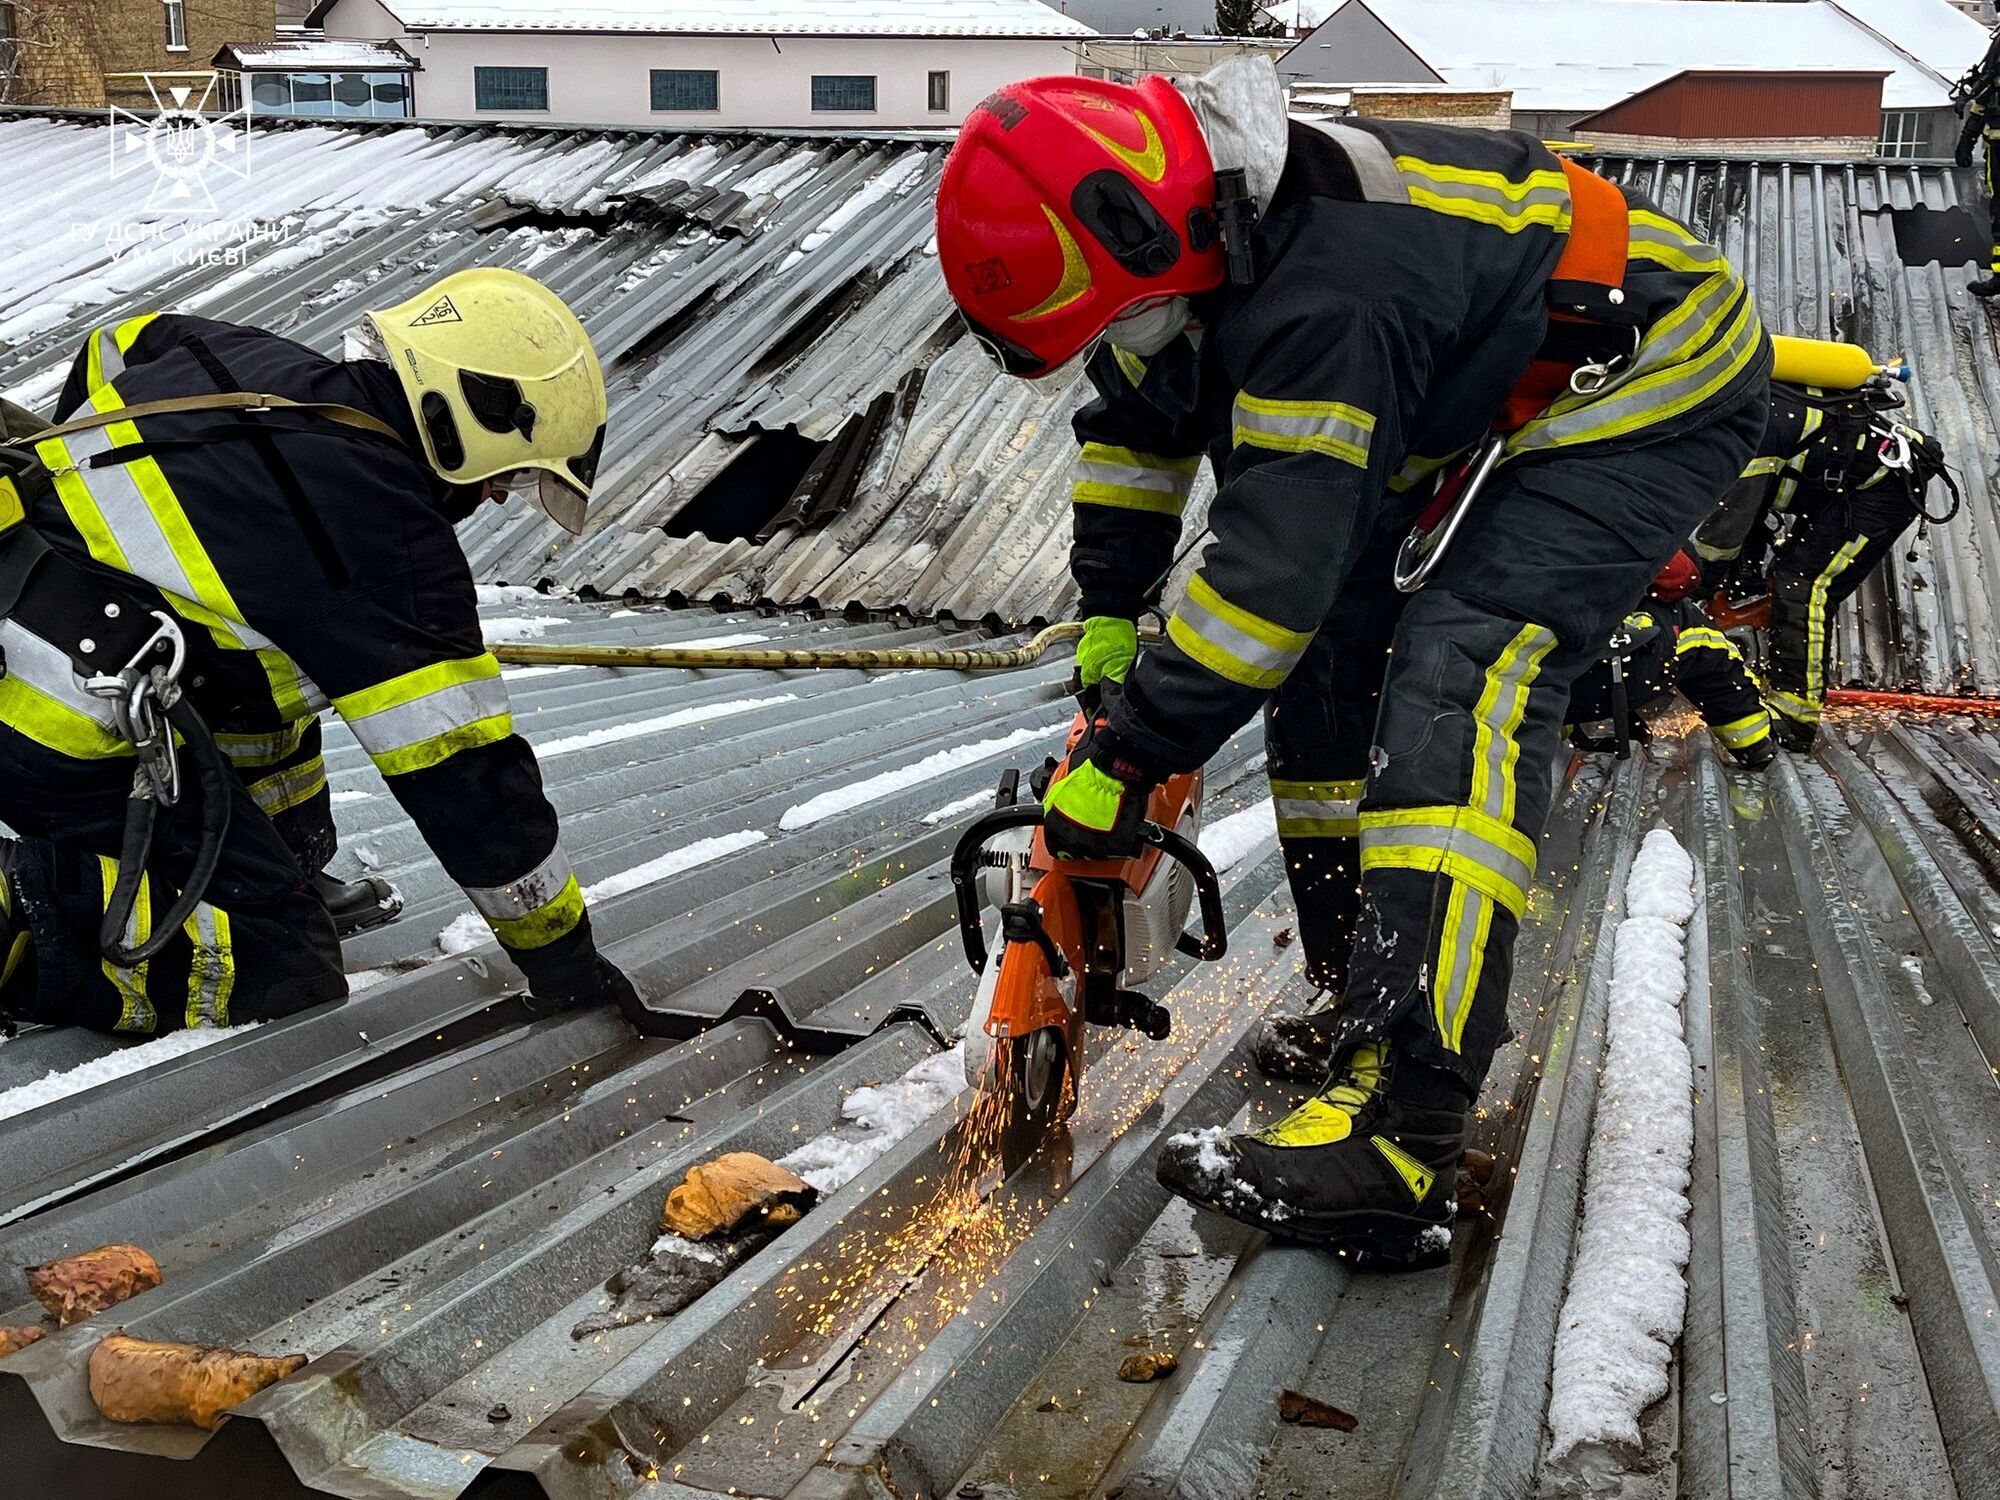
xmin=1970 ymin=274 xmax=2000 ymax=298
xmin=1768 ymin=711 xmax=1817 ymax=755
xmin=312 ymin=871 xmax=404 ymax=937
xmin=1157 ymin=1040 xmax=1466 ymax=1267
xmin=1251 ymin=989 xmax=1342 ymax=1082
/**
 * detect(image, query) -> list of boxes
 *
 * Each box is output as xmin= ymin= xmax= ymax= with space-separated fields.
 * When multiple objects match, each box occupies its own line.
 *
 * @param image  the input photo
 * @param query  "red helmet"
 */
xmin=937 ymin=75 xmax=1225 ymax=377
xmin=1651 ymin=549 xmax=1701 ymax=602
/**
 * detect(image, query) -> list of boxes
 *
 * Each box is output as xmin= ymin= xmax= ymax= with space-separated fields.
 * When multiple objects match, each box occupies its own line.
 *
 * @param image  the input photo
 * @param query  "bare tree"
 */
xmin=0 ymin=0 xmax=117 ymax=107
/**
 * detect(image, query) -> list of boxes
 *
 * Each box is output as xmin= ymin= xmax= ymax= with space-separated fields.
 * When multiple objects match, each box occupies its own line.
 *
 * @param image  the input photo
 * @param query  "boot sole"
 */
xmin=332 ymin=898 xmax=405 ymax=939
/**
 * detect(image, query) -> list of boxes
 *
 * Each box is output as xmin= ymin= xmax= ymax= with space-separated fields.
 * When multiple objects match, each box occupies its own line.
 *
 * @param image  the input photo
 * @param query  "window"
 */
xmin=163 ymin=0 xmax=187 ymax=51
xmin=927 ymin=70 xmax=950 ymax=113
xmin=1878 ymin=111 xmax=1925 ymax=160
xmin=811 ymin=74 xmax=876 ymax=112
xmin=475 ymin=65 xmax=548 ymax=112
xmin=252 ymin=70 xmax=413 ymax=118
xmin=651 ymin=69 xmax=719 ymax=112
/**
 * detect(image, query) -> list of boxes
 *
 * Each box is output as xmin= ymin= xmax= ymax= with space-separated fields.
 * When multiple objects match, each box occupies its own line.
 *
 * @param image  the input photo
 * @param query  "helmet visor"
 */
xmin=533 ymin=469 xmax=590 ymax=535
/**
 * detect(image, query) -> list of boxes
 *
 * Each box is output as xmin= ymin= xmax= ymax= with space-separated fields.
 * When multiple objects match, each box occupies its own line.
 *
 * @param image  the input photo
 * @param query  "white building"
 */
xmin=309 ymin=0 xmax=1095 ymax=129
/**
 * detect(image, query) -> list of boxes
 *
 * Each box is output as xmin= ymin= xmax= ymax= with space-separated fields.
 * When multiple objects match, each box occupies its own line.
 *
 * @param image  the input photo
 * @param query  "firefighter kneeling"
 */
xmin=0 ymin=269 xmax=639 ymax=1035
xmin=936 ymin=57 xmax=1769 ymax=1262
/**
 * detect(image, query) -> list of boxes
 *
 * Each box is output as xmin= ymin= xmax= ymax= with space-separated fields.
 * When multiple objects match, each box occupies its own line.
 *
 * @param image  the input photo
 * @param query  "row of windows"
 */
xmin=251 ymin=71 xmax=414 ymax=119
xmin=473 ymin=66 xmax=951 ymax=114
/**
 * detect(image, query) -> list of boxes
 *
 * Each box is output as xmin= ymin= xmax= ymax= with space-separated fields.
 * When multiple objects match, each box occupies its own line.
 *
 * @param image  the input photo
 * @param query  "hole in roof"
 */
xmin=1882 ymin=204 xmax=1980 ymax=270
xmin=665 ymin=426 xmax=828 ymax=542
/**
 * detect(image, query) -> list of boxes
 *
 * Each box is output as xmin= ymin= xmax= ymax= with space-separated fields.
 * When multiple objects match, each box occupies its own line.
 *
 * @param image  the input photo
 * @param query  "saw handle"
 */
xmin=948 ymin=806 xmax=1228 ymax=973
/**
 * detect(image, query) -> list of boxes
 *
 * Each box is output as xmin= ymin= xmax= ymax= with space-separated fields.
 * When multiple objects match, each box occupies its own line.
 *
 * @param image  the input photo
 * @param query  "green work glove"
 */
xmin=1075 ymin=616 xmax=1139 ymax=688
xmin=1044 ymin=752 xmax=1151 ymax=861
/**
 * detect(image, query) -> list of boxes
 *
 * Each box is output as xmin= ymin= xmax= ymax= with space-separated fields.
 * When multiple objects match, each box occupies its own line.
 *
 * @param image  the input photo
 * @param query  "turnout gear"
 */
xmin=0 ymin=312 xmax=626 ymax=1033
xmin=937 ymin=74 xmax=1228 ymax=378
xmin=1075 ymin=615 xmax=1139 ymax=688
xmin=1696 ymin=381 xmax=1950 ymax=750
xmin=366 ymin=269 xmax=608 ymax=534
xmin=1566 ymin=600 xmax=1774 ymax=769
xmin=1156 ymin=1041 xmax=1465 ymax=1261
xmin=945 ymin=56 xmax=1769 ymax=1251
xmin=1042 ymin=730 xmax=1153 ymax=861
xmin=1250 ymin=989 xmax=1344 ymax=1081
xmin=1954 ymin=27 xmax=2000 ymax=293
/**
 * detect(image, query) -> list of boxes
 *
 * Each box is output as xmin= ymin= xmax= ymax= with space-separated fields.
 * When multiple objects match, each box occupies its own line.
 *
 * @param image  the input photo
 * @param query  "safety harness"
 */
xmin=1395 ymin=160 xmax=1639 ymax=592
xmin=0 ymin=391 xmax=411 ymax=967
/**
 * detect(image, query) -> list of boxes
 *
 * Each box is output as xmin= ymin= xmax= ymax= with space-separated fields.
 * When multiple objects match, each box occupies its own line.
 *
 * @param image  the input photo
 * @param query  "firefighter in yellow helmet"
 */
xmin=0 ymin=269 xmax=635 ymax=1034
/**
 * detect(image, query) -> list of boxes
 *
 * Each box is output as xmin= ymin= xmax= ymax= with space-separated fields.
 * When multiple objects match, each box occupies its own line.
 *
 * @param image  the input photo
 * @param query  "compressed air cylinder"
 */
xmin=1769 ymin=335 xmax=1895 ymax=389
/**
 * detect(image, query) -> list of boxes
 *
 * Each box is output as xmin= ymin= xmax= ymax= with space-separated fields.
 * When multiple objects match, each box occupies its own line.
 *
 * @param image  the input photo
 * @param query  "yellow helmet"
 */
xmin=366 ymin=268 xmax=608 ymax=534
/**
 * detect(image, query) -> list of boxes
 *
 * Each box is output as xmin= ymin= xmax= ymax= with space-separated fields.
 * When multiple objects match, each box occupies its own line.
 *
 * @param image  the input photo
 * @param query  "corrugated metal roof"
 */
xmin=0 ymin=594 xmax=1995 ymax=1498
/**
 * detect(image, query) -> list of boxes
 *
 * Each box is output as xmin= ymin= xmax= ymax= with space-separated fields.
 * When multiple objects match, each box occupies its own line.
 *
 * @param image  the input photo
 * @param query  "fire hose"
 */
xmin=489 ymin=620 xmax=1133 ymax=674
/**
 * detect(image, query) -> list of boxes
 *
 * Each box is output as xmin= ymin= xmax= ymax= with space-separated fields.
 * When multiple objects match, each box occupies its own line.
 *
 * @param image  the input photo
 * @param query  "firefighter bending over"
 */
xmin=1696 ymin=379 xmax=1954 ymax=752
xmin=0 ymin=270 xmax=640 ymax=1034
xmin=1955 ymin=23 xmax=2000 ymax=299
xmin=935 ymin=57 xmax=1768 ymax=1260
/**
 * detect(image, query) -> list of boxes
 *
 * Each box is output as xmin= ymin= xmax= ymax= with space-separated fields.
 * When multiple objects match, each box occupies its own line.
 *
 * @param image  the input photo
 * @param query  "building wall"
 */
xmin=1349 ymin=86 xmax=1510 ymax=129
xmin=1575 ymin=129 xmax=1880 ymax=161
xmin=320 ymin=6 xmax=1075 ymax=128
xmin=1078 ymin=39 xmax=1291 ymax=81
xmin=5 ymin=0 xmax=275 ymax=107
xmin=1279 ymin=4 xmax=1444 ymax=85
xmin=1579 ymin=72 xmax=1885 ymax=141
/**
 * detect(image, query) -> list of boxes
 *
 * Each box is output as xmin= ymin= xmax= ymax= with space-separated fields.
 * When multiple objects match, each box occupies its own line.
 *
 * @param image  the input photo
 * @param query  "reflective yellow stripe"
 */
xmin=1805 ymin=537 xmax=1870 ymax=709
xmin=1769 ymin=690 xmax=1820 ymax=726
xmin=1695 ymin=537 xmax=1741 ymax=563
xmin=1112 ymin=346 xmax=1148 ymax=387
xmin=487 ymin=872 xmax=586 ymax=951
xmin=1072 ymin=442 xmax=1199 ymax=516
xmin=1710 ymin=710 xmax=1771 ymax=750
xmin=1232 ymin=393 xmax=1375 ymax=468
xmin=1358 ymin=805 xmax=1534 ymax=919
xmin=1372 ymin=1134 xmax=1440 ymax=1202
xmin=334 ymin=655 xmax=513 ymax=776
xmin=1271 ymin=776 xmax=1364 ymax=838
xmin=183 ymin=904 xmax=234 ymax=1029
xmin=216 ymin=720 xmax=312 ymax=769
xmin=1166 ymin=574 xmax=1314 ymax=691
xmin=84 ymin=314 xmax=160 ymax=395
xmin=1740 ymin=456 xmax=1786 ymax=479
xmin=98 ymin=855 xmax=155 ymax=1035
xmin=1470 ymin=623 xmax=1556 ymax=828
xmin=0 ymin=622 xmax=134 ymax=759
xmin=1625 ymin=212 xmax=1728 ymax=274
xmin=1387 ymin=452 xmax=1460 ymax=494
xmin=1675 ymin=627 xmax=1741 ymax=659
xmin=0 ymin=476 xmax=22 ymax=532
xmin=247 ymin=756 xmax=327 ymax=817
xmin=1395 ymin=157 xmax=1571 ymax=234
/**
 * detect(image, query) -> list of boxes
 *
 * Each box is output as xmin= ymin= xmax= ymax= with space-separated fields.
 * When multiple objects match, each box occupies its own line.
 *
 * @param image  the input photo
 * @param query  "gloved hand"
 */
xmin=1957 ymin=131 xmax=1979 ymax=169
xmin=527 ymin=955 xmax=643 ymax=1018
xmin=1075 ymin=616 xmax=1139 ymax=689
xmin=1043 ymin=732 xmax=1154 ymax=860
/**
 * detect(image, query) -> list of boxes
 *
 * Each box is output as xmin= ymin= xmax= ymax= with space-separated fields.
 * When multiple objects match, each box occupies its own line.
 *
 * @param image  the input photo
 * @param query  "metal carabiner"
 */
xmin=1877 ymin=425 xmax=1913 ymax=472
xmin=82 ymin=612 xmax=189 ymax=805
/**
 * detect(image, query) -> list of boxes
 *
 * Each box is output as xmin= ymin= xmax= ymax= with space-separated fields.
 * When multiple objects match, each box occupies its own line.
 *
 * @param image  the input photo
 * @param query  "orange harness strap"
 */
xmin=1492 ymin=159 xmax=1634 ymax=433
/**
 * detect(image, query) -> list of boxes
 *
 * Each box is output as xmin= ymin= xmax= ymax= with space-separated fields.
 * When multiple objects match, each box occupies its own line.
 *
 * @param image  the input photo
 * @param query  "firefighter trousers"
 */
xmin=0 ymin=720 xmax=345 ymax=1034
xmin=1766 ymin=486 xmax=1920 ymax=731
xmin=1328 ymin=389 xmax=1766 ymax=1092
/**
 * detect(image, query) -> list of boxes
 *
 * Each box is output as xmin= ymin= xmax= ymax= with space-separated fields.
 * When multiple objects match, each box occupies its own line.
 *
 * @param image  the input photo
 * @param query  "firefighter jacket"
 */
xmin=1567 ymin=601 xmax=1772 ymax=762
xmin=3 ymin=314 xmax=601 ymax=995
xmin=1069 ymin=115 xmax=1770 ymax=778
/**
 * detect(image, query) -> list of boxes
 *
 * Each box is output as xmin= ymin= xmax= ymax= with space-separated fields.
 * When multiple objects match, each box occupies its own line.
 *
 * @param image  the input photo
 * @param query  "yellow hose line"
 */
xmin=490 ymin=621 xmax=1097 ymax=673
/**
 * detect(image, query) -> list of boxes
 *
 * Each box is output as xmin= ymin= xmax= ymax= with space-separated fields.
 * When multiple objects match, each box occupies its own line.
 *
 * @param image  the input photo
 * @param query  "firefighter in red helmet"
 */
xmin=938 ymin=57 xmax=1770 ymax=1263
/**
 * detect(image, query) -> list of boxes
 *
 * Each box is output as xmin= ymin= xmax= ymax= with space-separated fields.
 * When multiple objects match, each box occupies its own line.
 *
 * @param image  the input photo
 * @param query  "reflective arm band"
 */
xmin=1232 ymin=393 xmax=1375 ymax=469
xmin=246 ymin=756 xmax=327 ymax=817
xmin=335 ymin=654 xmax=513 ymax=777
xmin=1072 ymin=443 xmax=1200 ymax=516
xmin=215 ymin=719 xmax=312 ymax=768
xmin=1710 ymin=710 xmax=1771 ymax=750
xmin=1271 ymin=777 xmax=1364 ymax=838
xmin=484 ymin=875 xmax=585 ymax=951
xmin=1675 ymin=627 xmax=1742 ymax=660
xmin=468 ymin=847 xmax=586 ymax=951
xmin=1165 ymin=574 xmax=1313 ymax=691
xmin=1359 ymin=805 xmax=1535 ymax=920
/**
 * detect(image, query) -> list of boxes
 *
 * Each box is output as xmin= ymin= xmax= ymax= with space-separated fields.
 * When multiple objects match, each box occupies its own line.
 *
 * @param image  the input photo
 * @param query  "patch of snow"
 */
xmin=647 ymin=1231 xmax=728 ymax=1264
xmin=608 ymin=609 xmax=643 ymax=619
xmin=503 ymin=663 xmax=589 ymax=682
xmin=1546 ymin=828 xmax=1698 ymax=1470
xmin=535 ymin=695 xmax=797 ymax=758
xmin=475 ymin=584 xmax=554 ymax=606
xmin=1170 ymin=1124 xmax=1237 ymax=1181
xmin=1899 ymin=953 xmax=1935 ymax=1007
xmin=779 ymin=722 xmax=1069 ymax=832
xmin=780 ymin=1043 xmax=966 ymax=1193
xmin=921 ymin=791 xmax=993 ymax=826
xmin=436 ymin=913 xmax=490 ymax=955
xmin=0 ymin=1025 xmax=258 ymax=1123
xmin=346 ymin=967 xmax=392 ymax=993
xmin=1200 ymin=799 xmax=1277 ymax=872
xmin=482 ymin=616 xmax=553 ymax=642
xmin=788 ymin=149 xmax=929 ymax=262
xmin=585 ymin=830 xmax=769 ymax=902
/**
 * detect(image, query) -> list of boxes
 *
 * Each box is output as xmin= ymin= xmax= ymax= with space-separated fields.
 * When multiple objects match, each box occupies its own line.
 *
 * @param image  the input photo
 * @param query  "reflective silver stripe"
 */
xmin=59 ymin=426 xmax=203 ymax=603
xmin=93 ymin=327 xmax=128 ymax=386
xmin=1273 ymin=792 xmax=1361 ymax=825
xmin=1437 ymin=883 xmax=1491 ymax=1049
xmin=248 ymin=757 xmax=327 ymax=816
xmin=1305 ymin=120 xmax=1409 ymax=204
xmin=0 ymin=621 xmax=121 ymax=731
xmin=466 ymin=845 xmax=577 ymax=923
xmin=345 ymin=674 xmax=510 ymax=758
xmin=185 ymin=904 xmax=227 ymax=1028
xmin=1625 ymin=216 xmax=1726 ymax=270
xmin=1396 ymin=162 xmax=1570 ymax=222
xmin=1173 ymin=586 xmax=1309 ymax=679
xmin=1359 ymin=819 xmax=1533 ymax=917
xmin=1231 ymin=395 xmax=1375 ymax=466
xmin=1074 ymin=454 xmax=1193 ymax=499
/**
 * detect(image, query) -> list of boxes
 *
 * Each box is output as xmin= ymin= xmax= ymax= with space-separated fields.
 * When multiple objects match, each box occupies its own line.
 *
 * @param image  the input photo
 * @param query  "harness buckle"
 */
xmin=1567 ymin=326 xmax=1643 ymax=396
xmin=82 ymin=611 xmax=188 ymax=806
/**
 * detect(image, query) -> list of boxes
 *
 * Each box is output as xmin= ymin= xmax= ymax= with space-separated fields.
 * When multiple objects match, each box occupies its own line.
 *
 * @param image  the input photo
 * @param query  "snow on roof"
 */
xmin=220 ymin=39 xmax=419 ymax=70
xmin=374 ymin=0 xmax=1095 ymax=38
xmin=1828 ymin=0 xmax=1990 ymax=87
xmin=1316 ymin=0 xmax=1959 ymax=110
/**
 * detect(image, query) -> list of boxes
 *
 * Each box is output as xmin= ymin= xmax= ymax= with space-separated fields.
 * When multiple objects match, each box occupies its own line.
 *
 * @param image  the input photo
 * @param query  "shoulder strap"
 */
xmin=28 ymin=392 xmax=407 ymax=449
